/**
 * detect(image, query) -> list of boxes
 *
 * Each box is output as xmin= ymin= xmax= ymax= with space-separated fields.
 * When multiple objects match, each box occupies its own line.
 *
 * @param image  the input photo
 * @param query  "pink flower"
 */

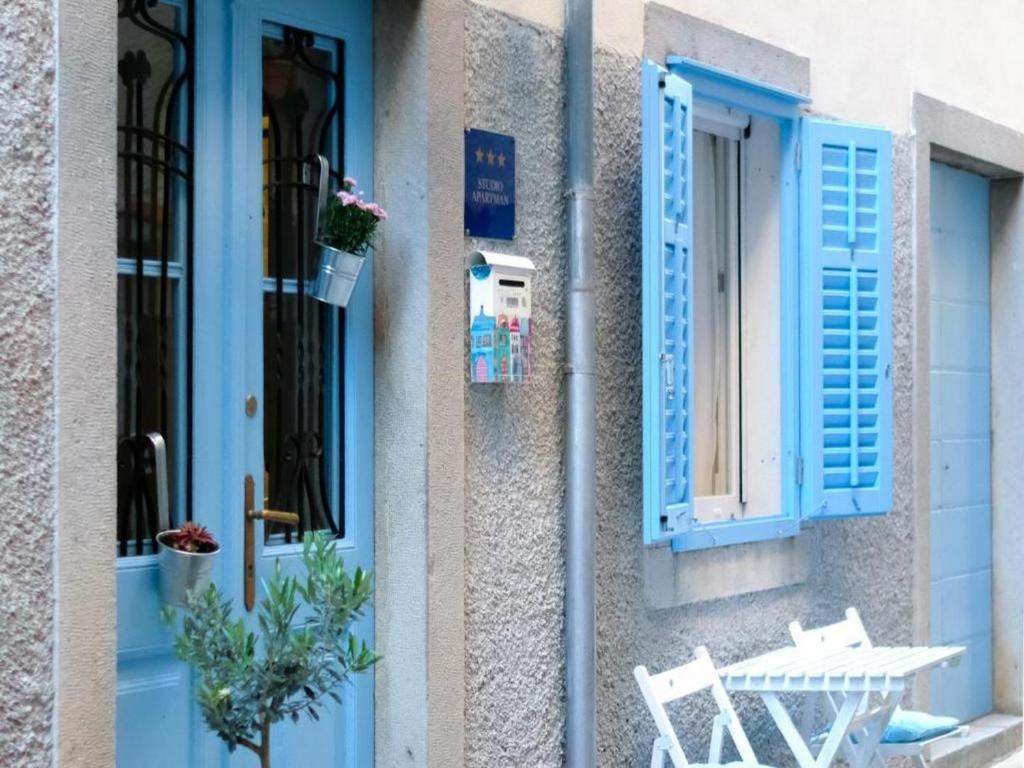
xmin=337 ymin=190 xmax=359 ymax=207
xmin=368 ymin=203 xmax=388 ymax=221
xmin=342 ymin=176 xmax=357 ymax=190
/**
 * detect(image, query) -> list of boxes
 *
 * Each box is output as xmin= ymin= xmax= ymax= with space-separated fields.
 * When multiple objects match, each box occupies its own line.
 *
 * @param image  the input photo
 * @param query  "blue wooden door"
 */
xmin=116 ymin=1 xmax=374 ymax=765
xmin=929 ymin=161 xmax=993 ymax=722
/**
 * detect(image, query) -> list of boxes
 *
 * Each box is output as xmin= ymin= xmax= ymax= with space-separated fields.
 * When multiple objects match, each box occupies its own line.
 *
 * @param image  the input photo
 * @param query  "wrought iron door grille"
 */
xmin=261 ymin=26 xmax=347 ymax=543
xmin=116 ymin=0 xmax=194 ymax=556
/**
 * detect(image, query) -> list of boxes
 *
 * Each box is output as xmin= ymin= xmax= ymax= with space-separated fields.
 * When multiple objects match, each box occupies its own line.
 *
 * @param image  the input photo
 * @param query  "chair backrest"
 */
xmin=789 ymin=606 xmax=872 ymax=651
xmin=634 ymin=646 xmax=758 ymax=768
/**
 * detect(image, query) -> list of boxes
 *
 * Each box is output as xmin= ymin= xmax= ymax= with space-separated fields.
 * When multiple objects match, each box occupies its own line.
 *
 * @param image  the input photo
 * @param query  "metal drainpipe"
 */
xmin=564 ymin=0 xmax=595 ymax=765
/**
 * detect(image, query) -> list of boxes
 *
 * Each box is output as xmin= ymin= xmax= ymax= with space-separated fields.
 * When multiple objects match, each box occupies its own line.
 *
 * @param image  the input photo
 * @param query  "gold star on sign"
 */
xmin=475 ymin=147 xmax=484 ymax=163
xmin=497 ymin=152 xmax=506 ymax=168
xmin=486 ymin=149 xmax=495 ymax=166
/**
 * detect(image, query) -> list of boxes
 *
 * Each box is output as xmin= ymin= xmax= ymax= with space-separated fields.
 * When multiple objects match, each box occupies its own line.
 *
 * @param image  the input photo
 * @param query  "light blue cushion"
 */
xmin=881 ymin=709 xmax=959 ymax=743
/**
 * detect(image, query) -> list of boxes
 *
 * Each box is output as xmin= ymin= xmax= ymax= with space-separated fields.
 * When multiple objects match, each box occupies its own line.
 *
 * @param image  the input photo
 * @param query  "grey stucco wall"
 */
xmin=463 ymin=4 xmax=918 ymax=765
xmin=464 ymin=8 xmax=567 ymax=764
xmin=0 ymin=0 xmax=56 ymax=765
xmin=0 ymin=0 xmax=116 ymax=764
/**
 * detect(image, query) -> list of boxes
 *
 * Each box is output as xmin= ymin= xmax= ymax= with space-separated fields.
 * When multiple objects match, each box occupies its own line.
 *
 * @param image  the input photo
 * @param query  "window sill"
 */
xmin=643 ymin=534 xmax=809 ymax=608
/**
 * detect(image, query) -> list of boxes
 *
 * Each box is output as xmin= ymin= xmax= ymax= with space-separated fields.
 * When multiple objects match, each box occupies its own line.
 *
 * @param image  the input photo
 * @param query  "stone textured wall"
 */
xmin=53 ymin=0 xmax=119 ymax=762
xmin=464 ymin=7 xmax=568 ymax=763
xmin=0 ymin=0 xmax=56 ymax=766
xmin=0 ymin=0 xmax=924 ymax=765
xmin=463 ymin=4 xmax=916 ymax=765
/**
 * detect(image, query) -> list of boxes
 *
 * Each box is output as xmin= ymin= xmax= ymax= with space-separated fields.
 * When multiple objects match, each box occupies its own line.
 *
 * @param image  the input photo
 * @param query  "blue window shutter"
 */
xmin=799 ymin=118 xmax=893 ymax=519
xmin=643 ymin=60 xmax=694 ymax=544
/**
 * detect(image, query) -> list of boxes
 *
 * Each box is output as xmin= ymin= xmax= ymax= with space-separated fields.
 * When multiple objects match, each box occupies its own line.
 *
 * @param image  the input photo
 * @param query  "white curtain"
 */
xmin=692 ymin=131 xmax=732 ymax=497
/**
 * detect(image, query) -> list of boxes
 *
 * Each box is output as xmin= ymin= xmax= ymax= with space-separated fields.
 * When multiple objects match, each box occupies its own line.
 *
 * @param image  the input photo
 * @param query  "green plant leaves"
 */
xmin=317 ymin=193 xmax=381 ymax=256
xmin=167 ymin=532 xmax=378 ymax=752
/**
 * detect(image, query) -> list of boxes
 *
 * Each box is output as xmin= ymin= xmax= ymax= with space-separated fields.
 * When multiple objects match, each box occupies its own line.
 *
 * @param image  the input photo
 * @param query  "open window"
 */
xmin=642 ymin=58 xmax=893 ymax=552
xmin=690 ymin=103 xmax=785 ymax=531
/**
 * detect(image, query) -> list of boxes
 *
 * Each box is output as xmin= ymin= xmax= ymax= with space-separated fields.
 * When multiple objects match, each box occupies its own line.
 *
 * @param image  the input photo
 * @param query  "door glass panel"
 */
xmin=261 ymin=26 xmax=346 ymax=544
xmin=116 ymin=0 xmax=193 ymax=556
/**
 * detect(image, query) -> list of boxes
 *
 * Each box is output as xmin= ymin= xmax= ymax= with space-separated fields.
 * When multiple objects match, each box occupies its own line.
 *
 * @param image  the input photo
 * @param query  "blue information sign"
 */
xmin=465 ymin=128 xmax=515 ymax=240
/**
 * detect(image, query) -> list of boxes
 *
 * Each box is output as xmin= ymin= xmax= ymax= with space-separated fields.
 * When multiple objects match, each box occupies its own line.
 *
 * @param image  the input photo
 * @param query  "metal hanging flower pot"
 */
xmin=306 ymin=155 xmax=384 ymax=308
xmin=156 ymin=524 xmax=220 ymax=606
xmin=310 ymin=245 xmax=365 ymax=308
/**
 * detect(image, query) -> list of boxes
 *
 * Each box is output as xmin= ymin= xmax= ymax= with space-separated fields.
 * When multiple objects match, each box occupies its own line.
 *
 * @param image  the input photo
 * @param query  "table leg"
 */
xmin=815 ymin=692 xmax=865 ymax=767
xmin=840 ymin=691 xmax=899 ymax=768
xmin=757 ymin=692 xmax=863 ymax=767
xmin=760 ymin=692 xmax=818 ymax=768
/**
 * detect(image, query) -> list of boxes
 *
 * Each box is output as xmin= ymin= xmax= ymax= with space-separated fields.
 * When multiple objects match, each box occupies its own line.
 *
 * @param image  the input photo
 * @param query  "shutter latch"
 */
xmin=660 ymin=352 xmax=675 ymax=399
xmin=796 ymin=456 xmax=805 ymax=486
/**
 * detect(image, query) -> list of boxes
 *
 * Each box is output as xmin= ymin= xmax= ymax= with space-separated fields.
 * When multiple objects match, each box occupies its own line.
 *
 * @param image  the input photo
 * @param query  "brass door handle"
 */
xmin=244 ymin=474 xmax=298 ymax=611
xmin=248 ymin=508 xmax=299 ymax=525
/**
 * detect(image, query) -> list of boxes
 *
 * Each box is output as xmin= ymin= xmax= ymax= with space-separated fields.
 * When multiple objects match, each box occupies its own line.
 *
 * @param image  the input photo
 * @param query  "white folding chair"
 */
xmin=789 ymin=607 xmax=969 ymax=768
xmin=634 ymin=646 xmax=773 ymax=768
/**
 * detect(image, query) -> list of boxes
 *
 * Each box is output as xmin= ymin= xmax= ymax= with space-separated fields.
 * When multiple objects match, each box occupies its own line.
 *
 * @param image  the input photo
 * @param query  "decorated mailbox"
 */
xmin=468 ymin=250 xmax=535 ymax=383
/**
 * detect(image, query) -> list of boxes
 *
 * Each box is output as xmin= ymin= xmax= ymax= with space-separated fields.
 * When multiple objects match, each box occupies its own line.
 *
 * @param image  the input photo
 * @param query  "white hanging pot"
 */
xmin=156 ymin=531 xmax=220 ymax=606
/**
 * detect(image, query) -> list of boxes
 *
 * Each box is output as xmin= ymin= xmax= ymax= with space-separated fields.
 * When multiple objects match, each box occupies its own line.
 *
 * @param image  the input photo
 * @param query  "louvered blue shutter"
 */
xmin=643 ymin=60 xmax=694 ymax=544
xmin=799 ymin=119 xmax=893 ymax=519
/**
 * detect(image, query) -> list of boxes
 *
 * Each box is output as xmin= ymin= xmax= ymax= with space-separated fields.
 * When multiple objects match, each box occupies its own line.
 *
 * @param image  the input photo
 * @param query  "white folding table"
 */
xmin=718 ymin=645 xmax=964 ymax=768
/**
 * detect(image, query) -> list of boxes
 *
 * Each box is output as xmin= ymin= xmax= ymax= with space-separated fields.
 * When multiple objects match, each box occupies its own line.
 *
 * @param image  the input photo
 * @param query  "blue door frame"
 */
xmin=116 ymin=1 xmax=374 ymax=764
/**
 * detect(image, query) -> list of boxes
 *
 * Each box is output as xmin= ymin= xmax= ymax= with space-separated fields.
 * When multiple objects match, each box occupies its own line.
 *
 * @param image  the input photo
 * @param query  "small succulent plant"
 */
xmin=163 ymin=521 xmax=219 ymax=553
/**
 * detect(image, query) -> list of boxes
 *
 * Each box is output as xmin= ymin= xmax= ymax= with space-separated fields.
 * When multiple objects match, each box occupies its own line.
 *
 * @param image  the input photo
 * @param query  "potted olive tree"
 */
xmin=156 ymin=521 xmax=220 ymax=605
xmin=163 ymin=532 xmax=377 ymax=768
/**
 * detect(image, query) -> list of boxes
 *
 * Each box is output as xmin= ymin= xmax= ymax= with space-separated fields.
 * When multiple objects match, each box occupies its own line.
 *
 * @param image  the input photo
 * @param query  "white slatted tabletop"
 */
xmin=719 ymin=645 xmax=964 ymax=693
xmin=717 ymin=645 xmax=965 ymax=768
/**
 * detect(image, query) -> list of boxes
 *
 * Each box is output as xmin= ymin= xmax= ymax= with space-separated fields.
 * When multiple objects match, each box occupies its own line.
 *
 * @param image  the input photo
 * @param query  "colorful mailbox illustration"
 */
xmin=468 ymin=250 xmax=535 ymax=383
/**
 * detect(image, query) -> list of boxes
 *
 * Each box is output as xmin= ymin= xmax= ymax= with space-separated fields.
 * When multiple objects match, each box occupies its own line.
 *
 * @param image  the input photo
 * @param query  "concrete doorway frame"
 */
xmin=911 ymin=94 xmax=1024 ymax=720
xmin=49 ymin=1 xmax=470 ymax=765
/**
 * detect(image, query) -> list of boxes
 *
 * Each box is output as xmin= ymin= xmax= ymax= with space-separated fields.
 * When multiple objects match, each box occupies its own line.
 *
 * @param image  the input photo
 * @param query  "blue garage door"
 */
xmin=929 ymin=161 xmax=993 ymax=721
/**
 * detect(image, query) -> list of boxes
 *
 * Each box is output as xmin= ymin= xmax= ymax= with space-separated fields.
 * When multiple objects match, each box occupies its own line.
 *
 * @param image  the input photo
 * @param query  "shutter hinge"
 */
xmin=796 ymin=456 xmax=805 ymax=486
xmin=795 ymin=141 xmax=802 ymax=171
